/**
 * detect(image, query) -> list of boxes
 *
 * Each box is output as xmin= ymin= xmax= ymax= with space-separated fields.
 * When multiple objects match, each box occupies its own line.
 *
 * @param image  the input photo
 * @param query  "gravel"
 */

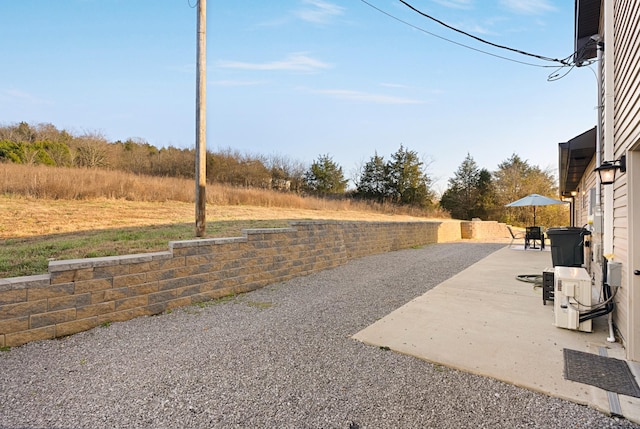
xmin=1 ymin=242 xmax=638 ymax=429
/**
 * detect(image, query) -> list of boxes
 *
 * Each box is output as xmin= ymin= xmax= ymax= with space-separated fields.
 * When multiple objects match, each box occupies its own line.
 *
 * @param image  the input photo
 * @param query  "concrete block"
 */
xmin=0 ymin=317 xmax=29 ymax=335
xmin=212 ymin=237 xmax=247 ymax=245
xmin=27 ymin=283 xmax=74 ymax=301
xmin=130 ymin=282 xmax=159 ymax=296
xmin=0 ymin=300 xmax=48 ymax=320
xmin=128 ymin=262 xmax=151 ymax=274
xmin=5 ymin=326 xmax=56 ymax=347
xmin=97 ymin=307 xmax=147 ymax=325
xmin=176 ymin=284 xmax=201 ymax=299
xmin=56 ymin=317 xmax=99 ymax=338
xmin=93 ymin=265 xmax=130 ymax=278
xmin=74 ymin=278 xmax=113 ymax=294
xmin=116 ymin=253 xmax=154 ymax=264
xmin=144 ymin=302 xmax=167 ymax=316
xmin=149 ymin=256 xmax=185 ymax=271
xmin=146 ymin=268 xmax=177 ymax=282
xmin=4 ymin=275 xmax=50 ymax=290
xmin=115 ymin=295 xmax=148 ymax=311
xmin=185 ymin=254 xmax=215 ymax=266
xmin=159 ymin=274 xmax=208 ymax=291
xmin=76 ymin=302 xmax=116 ymax=319
xmin=113 ymin=273 xmax=147 ymax=288
xmin=148 ymin=289 xmax=177 ymax=305
xmin=103 ymin=287 xmax=136 ymax=302
xmin=30 ymin=308 xmax=76 ymax=329
xmin=0 ymin=289 xmax=27 ymax=305
xmin=47 ymin=294 xmax=91 ymax=312
xmin=165 ymin=296 xmax=193 ymax=311
xmin=50 ymin=269 xmax=92 ymax=284
xmin=169 ymin=245 xmax=200 ymax=257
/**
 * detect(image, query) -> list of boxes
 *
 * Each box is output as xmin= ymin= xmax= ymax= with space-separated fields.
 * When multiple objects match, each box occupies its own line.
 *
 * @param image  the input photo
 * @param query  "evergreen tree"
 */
xmin=355 ymin=152 xmax=388 ymax=202
xmin=440 ymin=153 xmax=481 ymax=220
xmin=476 ymin=168 xmax=495 ymax=219
xmin=303 ymin=154 xmax=349 ymax=196
xmin=386 ymin=145 xmax=433 ymax=208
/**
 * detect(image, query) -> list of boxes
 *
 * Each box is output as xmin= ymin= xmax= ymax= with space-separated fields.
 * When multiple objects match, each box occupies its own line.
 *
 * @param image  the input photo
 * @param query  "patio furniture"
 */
xmin=525 ymin=226 xmax=545 ymax=250
xmin=507 ymin=226 xmax=525 ymax=247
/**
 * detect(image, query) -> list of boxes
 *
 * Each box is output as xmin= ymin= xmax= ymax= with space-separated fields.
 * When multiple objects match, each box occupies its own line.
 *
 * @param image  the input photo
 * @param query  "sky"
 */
xmin=0 ymin=0 xmax=597 ymax=194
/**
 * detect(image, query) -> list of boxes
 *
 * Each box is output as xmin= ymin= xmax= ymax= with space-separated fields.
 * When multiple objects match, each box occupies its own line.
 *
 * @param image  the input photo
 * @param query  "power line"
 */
xmin=399 ymin=0 xmax=573 ymax=66
xmin=359 ymin=0 xmax=574 ymax=69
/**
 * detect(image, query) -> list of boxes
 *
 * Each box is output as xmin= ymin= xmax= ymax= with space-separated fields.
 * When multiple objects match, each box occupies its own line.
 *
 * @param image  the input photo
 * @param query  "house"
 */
xmin=559 ymin=0 xmax=640 ymax=361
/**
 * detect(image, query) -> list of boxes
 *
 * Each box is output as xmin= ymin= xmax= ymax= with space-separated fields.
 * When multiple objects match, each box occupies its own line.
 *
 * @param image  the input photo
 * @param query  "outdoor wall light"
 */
xmin=595 ymin=155 xmax=626 ymax=185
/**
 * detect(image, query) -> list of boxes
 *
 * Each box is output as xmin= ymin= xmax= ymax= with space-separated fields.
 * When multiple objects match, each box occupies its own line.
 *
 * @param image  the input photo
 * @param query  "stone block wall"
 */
xmin=0 ymin=220 xmax=452 ymax=348
xmin=460 ymin=220 xmax=510 ymax=240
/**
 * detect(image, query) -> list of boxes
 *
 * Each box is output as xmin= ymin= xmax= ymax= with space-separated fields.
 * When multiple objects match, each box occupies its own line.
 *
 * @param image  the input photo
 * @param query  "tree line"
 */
xmin=440 ymin=153 xmax=563 ymax=226
xmin=0 ymin=122 xmax=307 ymax=191
xmin=0 ymin=122 xmax=564 ymax=225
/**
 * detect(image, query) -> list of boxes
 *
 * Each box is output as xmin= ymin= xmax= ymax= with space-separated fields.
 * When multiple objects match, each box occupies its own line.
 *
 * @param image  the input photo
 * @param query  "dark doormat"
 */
xmin=564 ymin=348 xmax=640 ymax=398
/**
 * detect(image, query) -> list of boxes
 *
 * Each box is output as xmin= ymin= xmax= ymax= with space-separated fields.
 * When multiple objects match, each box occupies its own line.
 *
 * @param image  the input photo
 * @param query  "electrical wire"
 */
xmin=359 ymin=0 xmax=562 ymax=68
xmin=547 ymin=64 xmax=577 ymax=82
xmin=188 ymin=0 xmax=198 ymax=8
xmin=399 ymin=0 xmax=572 ymax=66
xmin=570 ymin=284 xmax=619 ymax=310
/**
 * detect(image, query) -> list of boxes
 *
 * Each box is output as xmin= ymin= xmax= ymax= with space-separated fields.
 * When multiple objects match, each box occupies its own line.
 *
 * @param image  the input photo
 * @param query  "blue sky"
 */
xmin=1 ymin=0 xmax=596 ymax=193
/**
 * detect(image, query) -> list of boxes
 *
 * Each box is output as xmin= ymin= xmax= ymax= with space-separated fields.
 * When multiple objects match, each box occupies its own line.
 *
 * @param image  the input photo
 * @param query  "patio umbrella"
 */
xmin=505 ymin=193 xmax=567 ymax=225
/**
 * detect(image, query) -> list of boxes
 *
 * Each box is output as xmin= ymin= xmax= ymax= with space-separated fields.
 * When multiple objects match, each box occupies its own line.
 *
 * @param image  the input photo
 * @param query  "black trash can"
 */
xmin=546 ymin=227 xmax=590 ymax=267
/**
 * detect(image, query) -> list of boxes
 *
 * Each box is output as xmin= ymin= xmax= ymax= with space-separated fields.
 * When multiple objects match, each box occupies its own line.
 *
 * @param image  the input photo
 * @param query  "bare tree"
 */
xmin=72 ymin=132 xmax=109 ymax=168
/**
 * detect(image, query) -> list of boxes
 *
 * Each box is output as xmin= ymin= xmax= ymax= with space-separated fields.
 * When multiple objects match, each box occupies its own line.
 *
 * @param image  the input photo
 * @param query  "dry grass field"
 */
xmin=1 ymin=195 xmax=436 ymax=239
xmin=0 ymin=195 xmax=438 ymax=278
xmin=0 ymin=163 xmax=446 ymax=278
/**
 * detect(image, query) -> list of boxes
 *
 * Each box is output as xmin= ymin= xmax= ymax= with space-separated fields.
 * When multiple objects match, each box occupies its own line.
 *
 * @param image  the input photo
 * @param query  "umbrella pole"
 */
xmin=533 ymin=206 xmax=536 ymax=226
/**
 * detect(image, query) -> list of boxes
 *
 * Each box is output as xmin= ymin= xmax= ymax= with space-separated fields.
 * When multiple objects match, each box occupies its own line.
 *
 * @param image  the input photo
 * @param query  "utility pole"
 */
xmin=195 ymin=0 xmax=207 ymax=237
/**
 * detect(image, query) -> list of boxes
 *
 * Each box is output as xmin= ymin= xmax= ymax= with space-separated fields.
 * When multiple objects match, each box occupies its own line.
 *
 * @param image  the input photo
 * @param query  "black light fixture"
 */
xmin=595 ymin=155 xmax=627 ymax=185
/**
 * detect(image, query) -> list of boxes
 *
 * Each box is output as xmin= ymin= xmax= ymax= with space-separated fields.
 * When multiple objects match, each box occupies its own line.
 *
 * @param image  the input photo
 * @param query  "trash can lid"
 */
xmin=546 ymin=226 xmax=590 ymax=235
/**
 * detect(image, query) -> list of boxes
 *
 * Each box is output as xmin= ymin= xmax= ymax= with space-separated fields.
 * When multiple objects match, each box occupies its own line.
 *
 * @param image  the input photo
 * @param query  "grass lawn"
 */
xmin=1 ymin=196 xmax=432 ymax=278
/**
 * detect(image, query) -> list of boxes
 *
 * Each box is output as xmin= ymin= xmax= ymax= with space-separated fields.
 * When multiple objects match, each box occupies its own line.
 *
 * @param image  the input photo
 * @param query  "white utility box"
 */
xmin=554 ymin=266 xmax=592 ymax=332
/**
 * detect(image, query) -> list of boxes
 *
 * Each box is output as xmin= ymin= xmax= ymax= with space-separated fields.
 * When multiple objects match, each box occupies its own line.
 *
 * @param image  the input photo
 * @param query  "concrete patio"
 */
xmin=353 ymin=244 xmax=640 ymax=424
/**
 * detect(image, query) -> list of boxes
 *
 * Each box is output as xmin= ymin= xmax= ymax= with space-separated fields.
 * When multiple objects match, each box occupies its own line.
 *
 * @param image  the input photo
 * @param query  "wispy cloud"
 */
xmin=295 ymin=0 xmax=345 ymax=24
xmin=216 ymin=53 xmax=332 ymax=73
xmin=1 ymin=89 xmax=52 ymax=105
xmin=310 ymin=89 xmax=423 ymax=104
xmin=431 ymin=0 xmax=474 ymax=10
xmin=450 ymin=20 xmax=495 ymax=35
xmin=499 ymin=0 xmax=555 ymax=14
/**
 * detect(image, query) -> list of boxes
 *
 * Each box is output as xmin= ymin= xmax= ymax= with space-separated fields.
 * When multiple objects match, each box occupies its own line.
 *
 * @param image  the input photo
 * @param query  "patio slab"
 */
xmin=353 ymin=245 xmax=640 ymax=424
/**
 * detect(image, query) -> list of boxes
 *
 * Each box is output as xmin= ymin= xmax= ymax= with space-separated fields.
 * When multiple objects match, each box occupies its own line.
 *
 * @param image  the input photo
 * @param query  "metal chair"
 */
xmin=507 ymin=226 xmax=525 ymax=247
xmin=525 ymin=226 xmax=545 ymax=250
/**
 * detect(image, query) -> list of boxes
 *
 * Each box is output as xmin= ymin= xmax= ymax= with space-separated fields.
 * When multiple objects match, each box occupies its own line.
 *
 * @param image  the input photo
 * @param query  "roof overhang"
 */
xmin=574 ymin=0 xmax=601 ymax=64
xmin=559 ymin=127 xmax=597 ymax=197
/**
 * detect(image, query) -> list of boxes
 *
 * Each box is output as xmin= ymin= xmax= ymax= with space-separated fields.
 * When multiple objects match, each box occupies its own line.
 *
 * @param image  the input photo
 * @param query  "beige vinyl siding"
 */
xmin=576 ymin=159 xmax=596 ymax=228
xmin=614 ymin=176 xmax=629 ymax=337
xmin=612 ymin=0 xmax=640 ymax=348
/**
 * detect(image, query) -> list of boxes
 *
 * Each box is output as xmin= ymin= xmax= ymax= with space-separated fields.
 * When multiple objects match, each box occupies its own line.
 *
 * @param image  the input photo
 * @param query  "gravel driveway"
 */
xmin=1 ymin=242 xmax=637 ymax=429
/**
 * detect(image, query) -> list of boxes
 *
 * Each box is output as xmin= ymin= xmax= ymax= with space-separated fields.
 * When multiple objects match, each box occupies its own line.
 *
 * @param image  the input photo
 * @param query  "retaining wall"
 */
xmin=0 ymin=220 xmax=462 ymax=348
xmin=460 ymin=220 xmax=510 ymax=240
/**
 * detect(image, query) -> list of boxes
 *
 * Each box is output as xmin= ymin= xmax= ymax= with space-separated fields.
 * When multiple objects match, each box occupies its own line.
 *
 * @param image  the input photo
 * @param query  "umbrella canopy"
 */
xmin=505 ymin=193 xmax=567 ymax=225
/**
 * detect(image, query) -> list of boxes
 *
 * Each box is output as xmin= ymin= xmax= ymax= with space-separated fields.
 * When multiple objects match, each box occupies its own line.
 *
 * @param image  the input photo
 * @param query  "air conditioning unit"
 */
xmin=554 ymin=266 xmax=592 ymax=332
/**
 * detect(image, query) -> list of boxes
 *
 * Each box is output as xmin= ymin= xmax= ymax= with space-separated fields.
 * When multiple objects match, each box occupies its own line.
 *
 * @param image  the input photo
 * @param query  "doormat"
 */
xmin=564 ymin=348 xmax=640 ymax=398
